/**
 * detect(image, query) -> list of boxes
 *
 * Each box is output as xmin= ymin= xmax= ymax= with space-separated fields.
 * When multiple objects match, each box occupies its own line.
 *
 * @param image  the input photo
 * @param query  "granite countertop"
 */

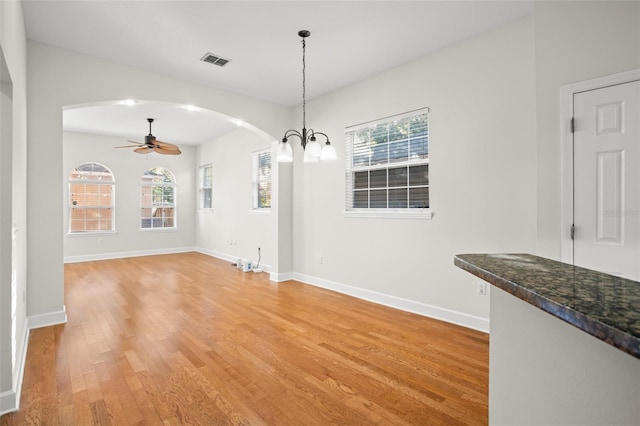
xmin=454 ymin=253 xmax=640 ymax=360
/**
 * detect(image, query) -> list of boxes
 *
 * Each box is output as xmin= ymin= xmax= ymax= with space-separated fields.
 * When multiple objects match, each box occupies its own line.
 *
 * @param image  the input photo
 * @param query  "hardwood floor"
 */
xmin=1 ymin=252 xmax=488 ymax=425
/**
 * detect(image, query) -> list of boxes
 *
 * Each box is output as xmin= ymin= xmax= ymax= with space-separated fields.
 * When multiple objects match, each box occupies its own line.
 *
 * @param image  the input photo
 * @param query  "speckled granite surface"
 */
xmin=454 ymin=253 xmax=640 ymax=359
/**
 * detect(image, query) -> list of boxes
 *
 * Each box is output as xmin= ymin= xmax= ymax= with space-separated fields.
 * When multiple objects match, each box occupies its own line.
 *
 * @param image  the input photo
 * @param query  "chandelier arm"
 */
xmin=282 ymin=129 xmax=303 ymax=141
xmin=309 ymin=131 xmax=331 ymax=143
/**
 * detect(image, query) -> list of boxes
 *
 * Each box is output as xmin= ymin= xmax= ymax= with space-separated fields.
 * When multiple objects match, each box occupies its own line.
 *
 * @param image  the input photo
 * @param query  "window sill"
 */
xmin=138 ymin=227 xmax=178 ymax=233
xmin=343 ymin=209 xmax=433 ymax=220
xmin=250 ymin=209 xmax=271 ymax=215
xmin=67 ymin=231 xmax=118 ymax=237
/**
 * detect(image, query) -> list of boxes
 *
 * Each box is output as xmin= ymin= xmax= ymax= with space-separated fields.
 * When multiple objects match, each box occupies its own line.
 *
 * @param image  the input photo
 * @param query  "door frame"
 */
xmin=560 ymin=68 xmax=640 ymax=265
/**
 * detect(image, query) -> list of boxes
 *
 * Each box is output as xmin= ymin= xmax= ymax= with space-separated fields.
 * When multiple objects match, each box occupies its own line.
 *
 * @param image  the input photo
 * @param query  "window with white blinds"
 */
xmin=252 ymin=149 xmax=272 ymax=210
xmin=345 ymin=108 xmax=430 ymax=217
xmin=199 ymin=164 xmax=213 ymax=209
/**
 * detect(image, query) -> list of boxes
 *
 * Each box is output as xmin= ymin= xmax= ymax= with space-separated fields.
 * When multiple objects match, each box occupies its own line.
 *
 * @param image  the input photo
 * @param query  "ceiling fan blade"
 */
xmin=115 ymin=139 xmax=144 ymax=149
xmin=134 ymin=146 xmax=155 ymax=154
xmin=154 ymin=145 xmax=181 ymax=155
xmin=154 ymin=146 xmax=181 ymax=155
xmin=154 ymin=140 xmax=181 ymax=151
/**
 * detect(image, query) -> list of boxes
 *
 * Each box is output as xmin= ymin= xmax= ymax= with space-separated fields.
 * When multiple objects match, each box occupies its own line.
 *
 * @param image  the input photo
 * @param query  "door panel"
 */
xmin=596 ymin=149 xmax=623 ymax=243
xmin=573 ymin=80 xmax=640 ymax=280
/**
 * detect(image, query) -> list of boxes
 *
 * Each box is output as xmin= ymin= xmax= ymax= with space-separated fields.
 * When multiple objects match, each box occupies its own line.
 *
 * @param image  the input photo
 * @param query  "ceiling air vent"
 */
xmin=200 ymin=52 xmax=231 ymax=67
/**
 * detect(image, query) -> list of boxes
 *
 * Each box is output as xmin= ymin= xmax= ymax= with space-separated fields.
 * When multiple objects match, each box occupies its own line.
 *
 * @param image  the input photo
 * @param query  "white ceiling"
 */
xmin=22 ymin=0 xmax=534 ymax=145
xmin=64 ymin=101 xmax=242 ymax=145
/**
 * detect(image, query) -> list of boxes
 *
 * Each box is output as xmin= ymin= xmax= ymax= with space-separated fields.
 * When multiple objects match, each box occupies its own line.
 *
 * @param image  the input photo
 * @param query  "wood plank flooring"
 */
xmin=1 ymin=252 xmax=488 ymax=425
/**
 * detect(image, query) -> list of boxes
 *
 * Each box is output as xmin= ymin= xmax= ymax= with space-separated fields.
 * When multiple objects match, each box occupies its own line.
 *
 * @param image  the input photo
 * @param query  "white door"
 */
xmin=573 ymin=80 xmax=640 ymax=280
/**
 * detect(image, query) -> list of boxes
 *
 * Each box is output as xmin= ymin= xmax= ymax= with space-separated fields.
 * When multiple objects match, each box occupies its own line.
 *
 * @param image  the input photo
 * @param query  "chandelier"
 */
xmin=277 ymin=30 xmax=336 ymax=163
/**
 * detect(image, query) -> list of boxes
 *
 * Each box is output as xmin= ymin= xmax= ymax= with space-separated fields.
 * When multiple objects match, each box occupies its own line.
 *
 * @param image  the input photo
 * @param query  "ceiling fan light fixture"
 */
xmin=114 ymin=118 xmax=182 ymax=156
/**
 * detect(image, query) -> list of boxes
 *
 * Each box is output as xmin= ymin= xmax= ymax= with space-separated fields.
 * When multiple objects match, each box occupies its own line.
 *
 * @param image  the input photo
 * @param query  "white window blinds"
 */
xmin=252 ymin=149 xmax=272 ymax=210
xmin=345 ymin=108 xmax=429 ymax=212
xmin=199 ymin=164 xmax=213 ymax=209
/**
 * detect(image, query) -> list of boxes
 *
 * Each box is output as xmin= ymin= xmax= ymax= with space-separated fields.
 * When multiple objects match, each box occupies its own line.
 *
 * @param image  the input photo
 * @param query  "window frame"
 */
xmin=344 ymin=108 xmax=432 ymax=220
xmin=251 ymin=148 xmax=272 ymax=212
xmin=68 ymin=162 xmax=116 ymax=234
xmin=199 ymin=163 xmax=213 ymax=210
xmin=140 ymin=167 xmax=177 ymax=231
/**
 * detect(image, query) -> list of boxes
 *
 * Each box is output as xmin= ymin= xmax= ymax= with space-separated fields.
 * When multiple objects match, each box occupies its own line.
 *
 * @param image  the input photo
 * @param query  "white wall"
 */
xmin=195 ymin=128 xmax=276 ymax=270
xmin=0 ymin=47 xmax=13 ymax=409
xmin=286 ymin=17 xmax=537 ymax=329
xmin=535 ymin=0 xmax=640 ymax=259
xmin=0 ymin=0 xmax=29 ymax=414
xmin=63 ymin=131 xmax=196 ymax=261
xmin=27 ymin=42 xmax=290 ymax=328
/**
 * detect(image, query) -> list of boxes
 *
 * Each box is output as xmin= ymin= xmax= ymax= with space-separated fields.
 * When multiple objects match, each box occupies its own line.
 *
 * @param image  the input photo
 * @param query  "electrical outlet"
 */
xmin=317 ymin=255 xmax=323 ymax=264
xmin=478 ymin=282 xmax=487 ymax=296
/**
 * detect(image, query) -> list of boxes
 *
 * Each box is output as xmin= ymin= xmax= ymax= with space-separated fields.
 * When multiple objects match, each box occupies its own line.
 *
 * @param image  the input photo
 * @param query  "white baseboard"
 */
xmin=195 ymin=247 xmax=271 ymax=273
xmin=28 ymin=306 xmax=67 ymax=330
xmin=0 ymin=322 xmax=27 ymax=416
xmin=0 ymin=390 xmax=17 ymax=416
xmin=64 ymin=247 xmax=195 ymax=263
xmin=1 ymin=305 xmax=67 ymax=415
xmin=291 ymin=273 xmax=490 ymax=333
xmin=195 ymin=247 xmax=237 ymax=264
xmin=65 ymin=246 xmax=272 ymax=269
xmin=270 ymin=271 xmax=293 ymax=282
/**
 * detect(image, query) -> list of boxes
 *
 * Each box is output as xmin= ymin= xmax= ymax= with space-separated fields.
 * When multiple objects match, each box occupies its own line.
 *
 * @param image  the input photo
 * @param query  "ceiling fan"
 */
xmin=115 ymin=118 xmax=181 ymax=155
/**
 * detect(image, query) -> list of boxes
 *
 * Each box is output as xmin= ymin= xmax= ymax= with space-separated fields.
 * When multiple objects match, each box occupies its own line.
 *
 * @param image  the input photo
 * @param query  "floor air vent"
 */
xmin=200 ymin=52 xmax=231 ymax=67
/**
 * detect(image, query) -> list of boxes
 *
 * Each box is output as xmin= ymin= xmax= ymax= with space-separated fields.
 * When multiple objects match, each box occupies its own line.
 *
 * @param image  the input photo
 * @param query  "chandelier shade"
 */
xmin=276 ymin=139 xmax=293 ymax=163
xmin=320 ymin=142 xmax=337 ymax=161
xmin=277 ymin=30 xmax=336 ymax=163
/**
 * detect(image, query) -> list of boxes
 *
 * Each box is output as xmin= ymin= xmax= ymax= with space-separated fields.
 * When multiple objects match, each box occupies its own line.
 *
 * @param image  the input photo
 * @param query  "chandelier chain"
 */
xmin=302 ymin=37 xmax=306 ymax=130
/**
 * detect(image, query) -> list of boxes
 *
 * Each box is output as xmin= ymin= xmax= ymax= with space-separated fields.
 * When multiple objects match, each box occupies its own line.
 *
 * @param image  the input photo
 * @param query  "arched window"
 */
xmin=69 ymin=162 xmax=115 ymax=233
xmin=140 ymin=167 xmax=176 ymax=229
